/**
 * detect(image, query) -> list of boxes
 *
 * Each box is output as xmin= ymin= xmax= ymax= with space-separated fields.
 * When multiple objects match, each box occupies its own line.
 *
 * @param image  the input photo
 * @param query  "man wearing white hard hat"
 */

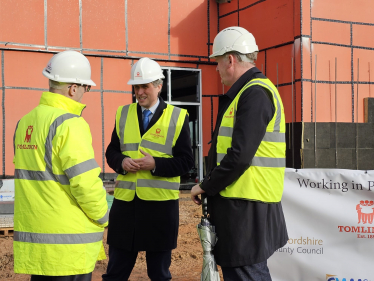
xmin=103 ymin=57 xmax=193 ymax=281
xmin=13 ymin=50 xmax=108 ymax=281
xmin=191 ymin=27 xmax=288 ymax=280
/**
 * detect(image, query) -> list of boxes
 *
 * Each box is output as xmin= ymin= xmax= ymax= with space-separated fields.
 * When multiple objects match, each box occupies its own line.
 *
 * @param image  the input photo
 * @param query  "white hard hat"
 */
xmin=42 ymin=50 xmax=96 ymax=86
xmin=128 ymin=57 xmax=165 ymax=85
xmin=210 ymin=26 xmax=259 ymax=58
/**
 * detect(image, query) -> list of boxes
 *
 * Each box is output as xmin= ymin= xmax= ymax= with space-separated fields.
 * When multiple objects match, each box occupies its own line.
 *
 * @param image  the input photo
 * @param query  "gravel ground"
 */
xmin=0 ymin=192 xmax=223 ymax=281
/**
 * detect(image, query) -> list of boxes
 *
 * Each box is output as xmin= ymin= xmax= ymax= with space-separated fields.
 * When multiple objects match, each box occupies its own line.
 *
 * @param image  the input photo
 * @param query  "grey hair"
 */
xmin=151 ymin=79 xmax=163 ymax=88
xmin=49 ymin=80 xmax=70 ymax=90
xmin=225 ymin=51 xmax=258 ymax=65
xmin=151 ymin=79 xmax=163 ymax=97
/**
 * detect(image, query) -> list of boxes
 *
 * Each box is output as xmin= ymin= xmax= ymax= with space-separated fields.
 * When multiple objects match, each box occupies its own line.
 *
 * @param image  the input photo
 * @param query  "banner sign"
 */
xmin=268 ymin=168 xmax=374 ymax=281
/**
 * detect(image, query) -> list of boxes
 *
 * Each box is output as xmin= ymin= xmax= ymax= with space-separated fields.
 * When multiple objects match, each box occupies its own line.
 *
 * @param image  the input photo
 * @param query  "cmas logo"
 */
xmin=24 ymin=125 xmax=34 ymax=143
xmin=156 ymin=128 xmax=161 ymax=134
xmin=326 ymin=274 xmax=371 ymax=281
xmin=135 ymin=71 xmax=142 ymax=77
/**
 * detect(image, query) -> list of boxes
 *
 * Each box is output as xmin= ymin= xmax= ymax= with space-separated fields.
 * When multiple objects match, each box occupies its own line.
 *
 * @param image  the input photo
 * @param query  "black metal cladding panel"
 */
xmin=317 ymin=123 xmax=331 ymax=149
xmin=301 ymin=149 xmax=315 ymax=168
xmin=301 ymin=148 xmax=357 ymax=169
xmin=336 ymin=123 xmax=356 ymax=149
xmin=300 ymin=122 xmax=374 ymax=149
xmin=365 ymin=98 xmax=374 ymax=123
xmin=329 ymin=123 xmax=336 ymax=149
xmin=302 ymin=123 xmax=315 ymax=150
xmin=302 ymin=123 xmax=330 ymax=149
xmin=358 ymin=123 xmax=374 ymax=149
xmin=358 ymin=149 xmax=374 ymax=170
xmin=316 ymin=149 xmax=336 ymax=169
xmin=336 ymin=148 xmax=356 ymax=170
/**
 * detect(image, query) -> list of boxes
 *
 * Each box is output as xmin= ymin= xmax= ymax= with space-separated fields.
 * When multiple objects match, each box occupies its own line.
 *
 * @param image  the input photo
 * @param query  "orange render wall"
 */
xmin=0 ymin=0 xmax=221 ymax=177
xmin=218 ymin=0 xmax=302 ymax=124
xmin=218 ymin=0 xmax=374 ymax=124
xmin=2 ymin=0 xmax=374 ymax=177
xmin=302 ymin=0 xmax=374 ymax=123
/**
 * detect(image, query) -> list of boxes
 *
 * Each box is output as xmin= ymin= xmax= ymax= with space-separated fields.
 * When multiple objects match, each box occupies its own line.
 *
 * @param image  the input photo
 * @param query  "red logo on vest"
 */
xmin=24 ymin=126 xmax=34 ymax=143
xmin=151 ymin=128 xmax=164 ymax=138
xmin=356 ymin=200 xmax=374 ymax=224
xmin=225 ymin=108 xmax=235 ymax=118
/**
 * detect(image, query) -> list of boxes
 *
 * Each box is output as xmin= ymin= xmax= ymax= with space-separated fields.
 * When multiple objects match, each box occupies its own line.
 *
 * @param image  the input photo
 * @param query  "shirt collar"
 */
xmin=39 ymin=92 xmax=86 ymax=116
xmin=225 ymin=67 xmax=262 ymax=100
xmin=141 ymin=98 xmax=160 ymax=114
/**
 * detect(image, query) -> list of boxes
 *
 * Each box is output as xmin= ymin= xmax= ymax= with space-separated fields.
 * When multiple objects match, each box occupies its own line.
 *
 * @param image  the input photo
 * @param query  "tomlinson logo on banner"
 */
xmin=326 ymin=274 xmax=371 ymax=281
xmin=338 ymin=200 xmax=374 ymax=239
xmin=356 ymin=200 xmax=374 ymax=224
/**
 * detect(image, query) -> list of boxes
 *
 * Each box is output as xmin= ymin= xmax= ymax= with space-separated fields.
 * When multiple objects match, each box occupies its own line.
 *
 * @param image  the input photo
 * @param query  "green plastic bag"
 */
xmin=106 ymin=193 xmax=114 ymax=209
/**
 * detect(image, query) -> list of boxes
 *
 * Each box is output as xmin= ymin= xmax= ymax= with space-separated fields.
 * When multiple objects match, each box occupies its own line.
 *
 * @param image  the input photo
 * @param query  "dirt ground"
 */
xmin=0 ymin=193 xmax=223 ymax=281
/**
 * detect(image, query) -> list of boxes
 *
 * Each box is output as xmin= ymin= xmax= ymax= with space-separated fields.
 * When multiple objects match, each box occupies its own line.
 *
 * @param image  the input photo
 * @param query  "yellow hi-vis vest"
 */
xmin=13 ymin=92 xmax=108 ymax=276
xmin=217 ymin=78 xmax=286 ymax=203
xmin=114 ymin=103 xmax=187 ymax=201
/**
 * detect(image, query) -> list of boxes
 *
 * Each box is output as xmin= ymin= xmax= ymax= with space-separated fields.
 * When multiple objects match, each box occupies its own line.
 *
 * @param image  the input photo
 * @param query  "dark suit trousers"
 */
xmin=30 ymin=273 xmax=92 ymax=281
xmin=102 ymin=245 xmax=172 ymax=281
xmin=221 ymin=261 xmax=272 ymax=281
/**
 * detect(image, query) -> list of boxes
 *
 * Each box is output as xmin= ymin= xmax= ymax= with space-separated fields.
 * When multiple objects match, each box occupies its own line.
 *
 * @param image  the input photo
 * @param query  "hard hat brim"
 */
xmin=43 ymin=70 xmax=96 ymax=86
xmin=209 ymin=45 xmax=259 ymax=59
xmin=127 ymin=76 xmax=165 ymax=85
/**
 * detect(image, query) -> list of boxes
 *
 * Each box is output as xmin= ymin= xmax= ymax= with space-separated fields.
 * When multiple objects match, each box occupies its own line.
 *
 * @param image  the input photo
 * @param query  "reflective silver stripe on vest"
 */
xmin=262 ymin=132 xmax=285 ymax=143
xmin=219 ymin=127 xmax=284 ymax=144
xmin=245 ymin=80 xmax=282 ymax=132
xmin=120 ymin=143 xmax=139 ymax=152
xmin=94 ymin=210 xmax=109 ymax=225
xmin=14 ymin=231 xmax=103 ymax=244
xmin=45 ymin=114 xmax=79 ymax=174
xmin=251 ymin=157 xmax=285 ymax=168
xmin=218 ymin=126 xmax=233 ymax=138
xmin=217 ymin=153 xmax=225 ymax=163
xmin=15 ymin=169 xmax=59 ymax=181
xmin=15 ymin=113 xmax=80 ymax=185
xmin=119 ymin=105 xmax=130 ymax=152
xmin=15 ymin=169 xmax=70 ymax=185
xmin=140 ymin=106 xmax=181 ymax=155
xmin=140 ymin=140 xmax=172 ymax=155
xmin=116 ymin=180 xmax=136 ymax=190
xmin=64 ymin=159 xmax=99 ymax=179
xmin=137 ymin=179 xmax=180 ymax=190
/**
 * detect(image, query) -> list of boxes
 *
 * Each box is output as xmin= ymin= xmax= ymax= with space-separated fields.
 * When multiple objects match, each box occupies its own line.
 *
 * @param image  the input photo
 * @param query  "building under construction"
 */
xmin=1 ymin=0 xmax=374 ymax=183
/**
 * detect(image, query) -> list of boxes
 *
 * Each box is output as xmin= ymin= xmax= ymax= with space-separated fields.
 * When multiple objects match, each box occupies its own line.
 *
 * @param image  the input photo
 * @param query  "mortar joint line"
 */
xmin=44 ymin=0 xmax=48 ymax=50
xmin=1 ymin=51 xmax=5 ymax=177
xmin=100 ymin=57 xmax=105 ymax=178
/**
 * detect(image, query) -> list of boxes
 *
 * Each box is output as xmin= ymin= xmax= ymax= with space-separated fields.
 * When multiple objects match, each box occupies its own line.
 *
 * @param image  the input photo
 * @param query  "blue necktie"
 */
xmin=143 ymin=109 xmax=151 ymax=130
